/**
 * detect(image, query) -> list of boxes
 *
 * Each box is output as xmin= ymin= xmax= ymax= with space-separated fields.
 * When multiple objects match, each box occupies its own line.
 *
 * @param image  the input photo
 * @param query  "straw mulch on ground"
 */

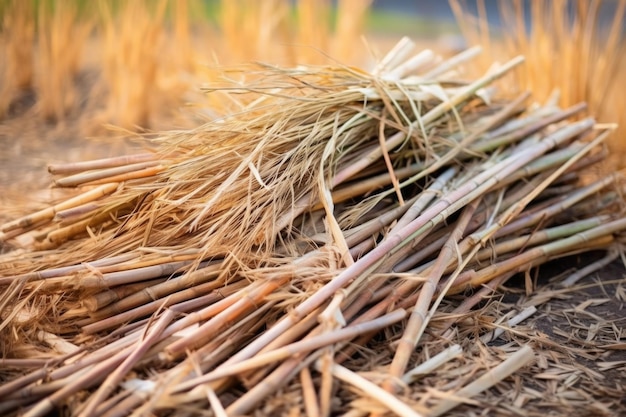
xmin=1 ymin=43 xmax=625 ymax=416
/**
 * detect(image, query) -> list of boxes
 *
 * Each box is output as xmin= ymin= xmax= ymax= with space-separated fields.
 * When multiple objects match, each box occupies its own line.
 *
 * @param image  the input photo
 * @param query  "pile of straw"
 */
xmin=0 ymin=40 xmax=624 ymax=416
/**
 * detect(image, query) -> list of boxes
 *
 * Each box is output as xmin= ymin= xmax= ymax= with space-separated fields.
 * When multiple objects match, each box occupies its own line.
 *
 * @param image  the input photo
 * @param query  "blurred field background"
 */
xmin=1 ymin=1 xmax=623 ymax=132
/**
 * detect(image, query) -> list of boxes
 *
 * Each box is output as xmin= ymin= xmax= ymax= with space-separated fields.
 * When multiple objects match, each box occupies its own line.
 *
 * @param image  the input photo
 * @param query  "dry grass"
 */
xmin=0 ymin=42 xmax=624 ymax=416
xmin=451 ymin=0 xmax=626 ymax=168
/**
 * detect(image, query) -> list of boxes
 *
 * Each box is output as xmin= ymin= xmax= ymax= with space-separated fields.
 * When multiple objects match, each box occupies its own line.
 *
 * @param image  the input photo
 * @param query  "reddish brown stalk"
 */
xmin=385 ymin=198 xmax=480 ymax=391
xmin=23 ymin=345 xmax=136 ymax=417
xmin=78 ymin=310 xmax=176 ymax=417
xmin=86 ymin=262 xmax=222 ymax=316
xmin=165 ymin=277 xmax=288 ymax=357
xmin=82 ymin=278 xmax=247 ymax=334
xmin=81 ymin=278 xmax=167 ymax=312
xmin=225 ymin=353 xmax=317 ymax=416
xmin=40 ymin=260 xmax=197 ymax=293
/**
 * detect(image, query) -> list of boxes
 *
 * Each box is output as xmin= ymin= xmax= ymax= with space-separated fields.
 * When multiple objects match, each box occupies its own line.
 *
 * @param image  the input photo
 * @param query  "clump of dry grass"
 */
xmin=0 ymin=41 xmax=624 ymax=416
xmin=451 ymin=0 xmax=626 ymax=168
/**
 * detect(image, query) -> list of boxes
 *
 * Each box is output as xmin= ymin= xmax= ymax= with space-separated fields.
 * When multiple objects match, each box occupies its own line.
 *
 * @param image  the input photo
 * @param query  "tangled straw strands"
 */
xmin=0 ymin=40 xmax=625 ymax=416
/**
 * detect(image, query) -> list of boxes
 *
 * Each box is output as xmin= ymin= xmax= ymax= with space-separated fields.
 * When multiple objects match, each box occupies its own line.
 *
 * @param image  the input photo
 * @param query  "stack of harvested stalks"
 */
xmin=0 ymin=40 xmax=624 ymax=416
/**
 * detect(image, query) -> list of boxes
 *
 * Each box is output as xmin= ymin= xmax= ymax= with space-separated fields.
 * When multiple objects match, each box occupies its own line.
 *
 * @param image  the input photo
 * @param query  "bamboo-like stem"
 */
xmin=317 ymin=360 xmax=424 ymax=417
xmin=78 ymin=310 xmax=175 ymax=417
xmin=165 ymin=277 xmax=288 ymax=357
xmin=173 ymin=309 xmax=406 ymax=391
xmin=428 ymin=345 xmax=535 ymax=417
xmin=54 ymin=202 xmax=101 ymax=221
xmin=0 ymin=253 xmax=137 ymax=286
xmin=224 ymin=354 xmax=317 ymax=416
xmin=53 ymin=161 xmax=161 ymax=187
xmin=84 ymin=278 xmax=247 ymax=334
xmin=48 ymin=153 xmax=158 ymax=175
xmin=387 ymin=198 xmax=480 ymax=390
xmin=82 ymin=278 xmax=167 ymax=312
xmin=402 ymin=344 xmax=463 ymax=384
xmin=40 ymin=259 xmax=196 ymax=292
xmin=301 ymin=367 xmax=321 ymax=417
xmin=1 ymin=183 xmax=119 ymax=233
xmin=479 ymin=306 xmax=537 ymax=344
xmin=561 ymin=248 xmax=620 ymax=287
xmin=449 ymin=218 xmax=626 ymax=294
xmin=82 ymin=166 xmax=165 ymax=187
xmin=0 ymin=358 xmax=54 ymax=368
xmin=87 ymin=262 xmax=222 ymax=317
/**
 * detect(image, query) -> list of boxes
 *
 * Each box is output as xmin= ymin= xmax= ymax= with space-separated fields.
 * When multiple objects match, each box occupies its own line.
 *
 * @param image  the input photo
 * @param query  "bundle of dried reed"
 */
xmin=0 ymin=40 xmax=624 ymax=416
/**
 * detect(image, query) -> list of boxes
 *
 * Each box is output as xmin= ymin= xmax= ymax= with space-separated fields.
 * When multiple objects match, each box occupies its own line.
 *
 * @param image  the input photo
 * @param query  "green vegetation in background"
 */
xmin=365 ymin=9 xmax=458 ymax=37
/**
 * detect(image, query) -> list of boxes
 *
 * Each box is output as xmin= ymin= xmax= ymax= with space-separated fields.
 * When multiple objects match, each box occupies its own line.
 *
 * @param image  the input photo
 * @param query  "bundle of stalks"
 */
xmin=0 ymin=40 xmax=625 ymax=416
